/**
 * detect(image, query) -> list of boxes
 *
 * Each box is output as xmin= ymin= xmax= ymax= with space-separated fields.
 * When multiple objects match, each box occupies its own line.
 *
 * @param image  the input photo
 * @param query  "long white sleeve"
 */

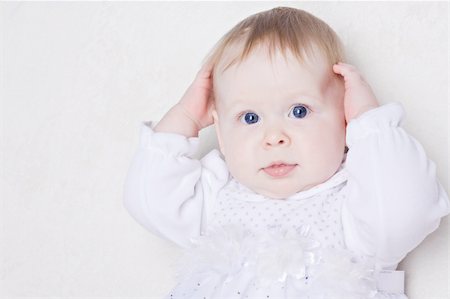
xmin=341 ymin=102 xmax=450 ymax=269
xmin=123 ymin=121 xmax=229 ymax=248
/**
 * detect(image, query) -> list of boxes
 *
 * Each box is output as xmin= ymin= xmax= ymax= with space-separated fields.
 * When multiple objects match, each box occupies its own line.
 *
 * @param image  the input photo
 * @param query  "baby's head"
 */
xmin=205 ymin=7 xmax=347 ymax=199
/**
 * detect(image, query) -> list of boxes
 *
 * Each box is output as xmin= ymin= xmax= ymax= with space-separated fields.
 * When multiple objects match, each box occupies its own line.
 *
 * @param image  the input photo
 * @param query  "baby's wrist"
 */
xmin=348 ymin=104 xmax=379 ymax=121
xmin=153 ymin=104 xmax=200 ymax=137
xmin=176 ymin=103 xmax=203 ymax=131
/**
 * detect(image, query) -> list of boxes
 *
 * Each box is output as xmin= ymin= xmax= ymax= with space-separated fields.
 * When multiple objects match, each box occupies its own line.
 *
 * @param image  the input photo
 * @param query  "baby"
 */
xmin=124 ymin=7 xmax=449 ymax=299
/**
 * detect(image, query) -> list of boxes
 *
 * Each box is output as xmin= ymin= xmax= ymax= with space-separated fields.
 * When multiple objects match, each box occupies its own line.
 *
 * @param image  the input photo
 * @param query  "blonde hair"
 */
xmin=204 ymin=7 xmax=345 ymax=75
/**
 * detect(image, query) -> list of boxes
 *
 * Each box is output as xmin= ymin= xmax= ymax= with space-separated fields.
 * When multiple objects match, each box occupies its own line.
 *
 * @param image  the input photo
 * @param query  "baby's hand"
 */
xmin=178 ymin=62 xmax=215 ymax=129
xmin=333 ymin=62 xmax=379 ymax=122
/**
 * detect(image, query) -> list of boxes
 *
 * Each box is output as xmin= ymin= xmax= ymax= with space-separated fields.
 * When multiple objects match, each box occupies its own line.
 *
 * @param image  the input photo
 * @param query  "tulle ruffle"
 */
xmin=172 ymin=225 xmax=378 ymax=299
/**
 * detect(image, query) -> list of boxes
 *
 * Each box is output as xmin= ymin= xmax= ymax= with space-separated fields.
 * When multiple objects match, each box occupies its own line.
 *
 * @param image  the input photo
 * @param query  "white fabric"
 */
xmin=375 ymin=271 xmax=405 ymax=293
xmin=123 ymin=102 xmax=450 ymax=298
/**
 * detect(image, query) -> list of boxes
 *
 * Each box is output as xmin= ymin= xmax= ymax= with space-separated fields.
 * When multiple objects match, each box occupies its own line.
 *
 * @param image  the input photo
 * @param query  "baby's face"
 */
xmin=212 ymin=45 xmax=346 ymax=199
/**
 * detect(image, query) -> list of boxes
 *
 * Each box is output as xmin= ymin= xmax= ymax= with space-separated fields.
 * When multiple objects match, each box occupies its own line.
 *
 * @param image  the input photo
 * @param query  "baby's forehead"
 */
xmin=213 ymin=46 xmax=334 ymax=105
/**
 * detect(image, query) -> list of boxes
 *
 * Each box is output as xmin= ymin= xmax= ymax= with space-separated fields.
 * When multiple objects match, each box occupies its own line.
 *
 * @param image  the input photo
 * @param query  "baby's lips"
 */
xmin=263 ymin=163 xmax=297 ymax=178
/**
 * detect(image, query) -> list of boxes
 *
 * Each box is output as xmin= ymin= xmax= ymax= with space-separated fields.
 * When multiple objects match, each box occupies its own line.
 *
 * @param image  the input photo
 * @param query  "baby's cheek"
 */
xmin=306 ymin=126 xmax=344 ymax=165
xmin=224 ymin=130 xmax=256 ymax=162
xmin=224 ymin=147 xmax=255 ymax=187
xmin=221 ymin=130 xmax=244 ymax=158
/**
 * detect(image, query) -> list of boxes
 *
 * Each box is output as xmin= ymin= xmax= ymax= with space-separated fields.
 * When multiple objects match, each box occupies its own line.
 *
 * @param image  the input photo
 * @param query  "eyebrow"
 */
xmin=227 ymin=92 xmax=320 ymax=111
xmin=227 ymin=100 xmax=248 ymax=110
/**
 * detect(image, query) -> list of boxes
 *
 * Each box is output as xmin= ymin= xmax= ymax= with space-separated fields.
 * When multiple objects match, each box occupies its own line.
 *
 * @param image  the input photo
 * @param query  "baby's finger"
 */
xmin=333 ymin=62 xmax=356 ymax=75
xmin=332 ymin=63 xmax=344 ymax=76
xmin=196 ymin=62 xmax=214 ymax=80
xmin=333 ymin=63 xmax=366 ymax=84
xmin=336 ymin=62 xmax=357 ymax=70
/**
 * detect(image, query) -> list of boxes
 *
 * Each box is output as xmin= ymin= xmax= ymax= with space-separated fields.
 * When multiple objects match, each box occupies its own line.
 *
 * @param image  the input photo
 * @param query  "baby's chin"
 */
xmin=251 ymin=182 xmax=318 ymax=199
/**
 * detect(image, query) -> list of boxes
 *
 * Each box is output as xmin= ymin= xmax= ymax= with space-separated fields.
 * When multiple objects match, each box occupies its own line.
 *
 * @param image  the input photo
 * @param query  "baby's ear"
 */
xmin=212 ymin=109 xmax=218 ymax=124
xmin=212 ymin=109 xmax=226 ymax=156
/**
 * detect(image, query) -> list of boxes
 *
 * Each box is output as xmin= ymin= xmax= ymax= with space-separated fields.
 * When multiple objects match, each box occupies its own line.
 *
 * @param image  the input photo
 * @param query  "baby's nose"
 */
xmin=264 ymin=130 xmax=291 ymax=148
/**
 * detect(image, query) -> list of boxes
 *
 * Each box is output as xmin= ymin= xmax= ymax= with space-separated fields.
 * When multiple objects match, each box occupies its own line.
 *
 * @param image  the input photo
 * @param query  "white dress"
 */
xmin=123 ymin=103 xmax=450 ymax=299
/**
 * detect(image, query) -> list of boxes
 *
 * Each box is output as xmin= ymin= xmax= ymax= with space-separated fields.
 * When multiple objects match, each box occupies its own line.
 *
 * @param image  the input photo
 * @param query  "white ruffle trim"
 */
xmin=174 ymin=225 xmax=378 ymax=298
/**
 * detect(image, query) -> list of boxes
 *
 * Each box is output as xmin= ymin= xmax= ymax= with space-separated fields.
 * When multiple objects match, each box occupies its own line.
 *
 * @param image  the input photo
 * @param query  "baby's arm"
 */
xmin=333 ymin=63 xmax=450 ymax=269
xmin=123 ymin=63 xmax=228 ymax=248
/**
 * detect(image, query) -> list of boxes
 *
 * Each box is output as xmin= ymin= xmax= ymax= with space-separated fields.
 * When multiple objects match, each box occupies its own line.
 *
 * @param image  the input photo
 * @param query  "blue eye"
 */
xmin=289 ymin=105 xmax=309 ymax=119
xmin=240 ymin=112 xmax=259 ymax=124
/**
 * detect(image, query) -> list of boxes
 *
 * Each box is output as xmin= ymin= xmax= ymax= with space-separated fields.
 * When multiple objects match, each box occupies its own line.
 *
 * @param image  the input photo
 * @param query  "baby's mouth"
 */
xmin=262 ymin=163 xmax=297 ymax=178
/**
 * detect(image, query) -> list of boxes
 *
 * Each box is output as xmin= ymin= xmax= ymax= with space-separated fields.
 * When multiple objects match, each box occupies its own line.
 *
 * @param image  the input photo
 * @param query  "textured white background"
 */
xmin=0 ymin=1 xmax=448 ymax=298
